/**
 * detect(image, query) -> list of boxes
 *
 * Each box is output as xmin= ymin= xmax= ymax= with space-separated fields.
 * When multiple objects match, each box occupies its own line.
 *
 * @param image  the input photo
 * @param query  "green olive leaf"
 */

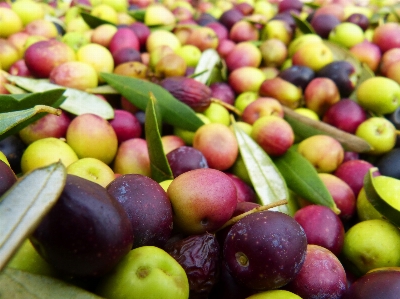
xmin=100 ymin=73 xmax=204 ymax=131
xmin=0 ymin=105 xmax=62 ymax=141
xmin=193 ymin=48 xmax=224 ymax=85
xmin=6 ymin=75 xmax=114 ymax=119
xmin=145 ymin=92 xmax=173 ymax=183
xmin=364 ymin=168 xmax=400 ymax=227
xmin=283 ymin=106 xmax=373 ymax=153
xmin=232 ymin=121 xmax=289 ymax=214
xmin=0 ymin=268 xmax=105 ymax=299
xmin=0 ymin=162 xmax=66 ymax=270
xmin=81 ymin=11 xmax=115 ymax=28
xmin=128 ymin=9 xmax=146 ymax=22
xmin=291 ymin=13 xmax=315 ymax=34
xmin=272 ymin=146 xmax=340 ymax=214
xmin=0 ymin=88 xmax=65 ymax=113
xmin=86 ymin=84 xmax=119 ymax=94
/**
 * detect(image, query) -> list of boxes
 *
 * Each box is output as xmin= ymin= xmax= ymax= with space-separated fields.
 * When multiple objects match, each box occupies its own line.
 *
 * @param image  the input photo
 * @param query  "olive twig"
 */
xmin=211 ymin=97 xmax=243 ymax=117
xmin=215 ymin=199 xmax=288 ymax=232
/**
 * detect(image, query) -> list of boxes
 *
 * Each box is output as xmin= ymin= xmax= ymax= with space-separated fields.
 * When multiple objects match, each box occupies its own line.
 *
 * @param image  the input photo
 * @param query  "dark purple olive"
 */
xmin=0 ymin=160 xmax=17 ymax=197
xmin=106 ymin=174 xmax=173 ymax=249
xmin=278 ymin=65 xmax=315 ymax=91
xmin=310 ymin=14 xmax=341 ymax=39
xmin=223 ymin=211 xmax=307 ymax=290
xmin=30 ymin=174 xmax=133 ymax=277
xmin=166 ymin=146 xmax=208 ymax=178
xmin=0 ymin=135 xmax=26 ymax=174
xmin=219 ymin=8 xmax=243 ymax=30
xmin=346 ymin=13 xmax=369 ymax=31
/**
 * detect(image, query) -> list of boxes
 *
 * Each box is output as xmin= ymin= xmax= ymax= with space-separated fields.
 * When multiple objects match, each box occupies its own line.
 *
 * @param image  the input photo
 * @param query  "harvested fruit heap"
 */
xmin=2 ymin=0 xmax=400 ymax=298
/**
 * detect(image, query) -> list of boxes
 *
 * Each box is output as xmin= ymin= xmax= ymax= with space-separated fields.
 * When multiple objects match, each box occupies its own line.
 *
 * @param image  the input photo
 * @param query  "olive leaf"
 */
xmin=145 ymin=92 xmax=174 ymax=183
xmin=364 ymin=168 xmax=400 ymax=227
xmin=272 ymin=147 xmax=340 ymax=214
xmin=81 ymin=11 xmax=115 ymax=28
xmin=0 ymin=88 xmax=65 ymax=113
xmin=0 ymin=162 xmax=67 ymax=270
xmin=0 ymin=268 xmax=105 ymax=299
xmin=128 ymin=9 xmax=146 ymax=22
xmin=194 ymin=48 xmax=223 ymax=85
xmin=283 ymin=106 xmax=373 ymax=153
xmin=291 ymin=13 xmax=315 ymax=34
xmin=100 ymin=73 xmax=204 ymax=131
xmin=0 ymin=105 xmax=62 ymax=141
xmin=6 ymin=75 xmax=114 ymax=119
xmin=232 ymin=121 xmax=289 ymax=214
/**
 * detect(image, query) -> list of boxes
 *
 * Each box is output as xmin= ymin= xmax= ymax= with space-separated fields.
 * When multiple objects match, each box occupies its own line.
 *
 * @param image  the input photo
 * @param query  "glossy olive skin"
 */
xmin=343 ymin=270 xmax=400 ymax=299
xmin=223 ymin=211 xmax=307 ymax=290
xmin=166 ymin=146 xmax=208 ymax=178
xmin=30 ymin=175 xmax=133 ymax=278
xmin=107 ymin=174 xmax=173 ymax=249
xmin=0 ymin=160 xmax=17 ymax=197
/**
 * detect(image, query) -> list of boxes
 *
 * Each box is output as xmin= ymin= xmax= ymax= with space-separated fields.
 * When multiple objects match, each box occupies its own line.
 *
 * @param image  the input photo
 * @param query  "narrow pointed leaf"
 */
xmin=145 ymin=93 xmax=173 ymax=183
xmin=193 ymin=48 xmax=223 ymax=85
xmin=0 ymin=162 xmax=67 ymax=270
xmin=364 ymin=168 xmax=400 ymax=227
xmin=0 ymin=268 xmax=105 ymax=299
xmin=81 ymin=11 xmax=115 ymax=28
xmin=0 ymin=88 xmax=65 ymax=113
xmin=86 ymin=84 xmax=119 ymax=94
xmin=6 ymin=75 xmax=114 ymax=119
xmin=283 ymin=106 xmax=372 ymax=153
xmin=291 ymin=13 xmax=315 ymax=34
xmin=101 ymin=73 xmax=204 ymax=131
xmin=233 ymin=122 xmax=289 ymax=214
xmin=0 ymin=105 xmax=62 ymax=141
xmin=272 ymin=147 xmax=340 ymax=214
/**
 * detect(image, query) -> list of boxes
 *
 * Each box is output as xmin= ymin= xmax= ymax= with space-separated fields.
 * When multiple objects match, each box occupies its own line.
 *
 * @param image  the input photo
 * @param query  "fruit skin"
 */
xmin=375 ymin=148 xmax=400 ymax=179
xmin=355 ymin=117 xmax=397 ymax=156
xmin=20 ymin=137 xmax=78 ymax=174
xmin=356 ymin=76 xmax=400 ymax=115
xmin=167 ymin=168 xmax=237 ymax=235
xmin=328 ymin=22 xmax=365 ymax=48
xmin=166 ymin=145 xmax=208 ymax=178
xmin=165 ymin=232 xmax=220 ymax=298
xmin=0 ymin=135 xmax=26 ymax=174
xmin=241 ymin=97 xmax=284 ymax=125
xmin=259 ymin=77 xmax=302 ymax=109
xmin=285 ymin=245 xmax=347 ymax=299
xmin=49 ymin=61 xmax=98 ymax=91
xmin=223 ymin=210 xmax=307 ymax=290
xmin=66 ymin=113 xmax=118 ymax=165
xmin=107 ymin=174 xmax=173 ymax=249
xmin=251 ymin=115 xmax=294 ymax=156
xmin=372 ymin=22 xmax=400 ymax=53
xmin=319 ymin=173 xmax=357 ymax=222
xmin=24 ymin=39 xmax=76 ymax=78
xmin=96 ymin=246 xmax=189 ymax=299
xmin=247 ymin=289 xmax=302 ymax=298
xmin=193 ymin=123 xmax=238 ymax=171
xmin=334 ymin=159 xmax=375 ymax=197
xmin=342 ymin=219 xmax=400 ymax=276
xmin=297 ymin=135 xmax=344 ymax=173
xmin=113 ymin=138 xmax=150 ymax=176
xmin=304 ymin=77 xmax=340 ymax=116
xmin=0 ymin=7 xmax=23 ymax=38
xmin=160 ymin=76 xmax=211 ymax=112
xmin=316 ymin=60 xmax=358 ymax=98
xmin=343 ymin=269 xmax=400 ymax=299
xmin=66 ymin=157 xmax=115 ymax=188
xmin=30 ymin=174 xmax=133 ymax=277
xmin=0 ymin=160 xmax=17 ymax=197
xmin=322 ymin=99 xmax=367 ymax=134
xmin=292 ymin=41 xmax=334 ymax=72
xmin=294 ymin=204 xmax=345 ymax=256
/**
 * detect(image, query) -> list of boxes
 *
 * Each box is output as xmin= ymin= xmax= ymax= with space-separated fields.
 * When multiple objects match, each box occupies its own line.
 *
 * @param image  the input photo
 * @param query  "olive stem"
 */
xmin=215 ymin=199 xmax=288 ymax=232
xmin=210 ymin=98 xmax=243 ymax=117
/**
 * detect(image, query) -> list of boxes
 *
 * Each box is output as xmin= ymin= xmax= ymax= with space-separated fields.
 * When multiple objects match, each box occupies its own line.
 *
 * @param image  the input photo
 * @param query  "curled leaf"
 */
xmin=145 ymin=93 xmax=174 ymax=183
xmin=364 ymin=168 xmax=400 ymax=227
xmin=291 ymin=13 xmax=315 ymax=34
xmin=193 ymin=48 xmax=223 ymax=85
xmin=283 ymin=106 xmax=372 ymax=153
xmin=6 ymin=75 xmax=114 ymax=119
xmin=0 ymin=162 xmax=67 ymax=270
xmin=0 ymin=105 xmax=62 ymax=141
xmin=232 ymin=121 xmax=289 ymax=214
xmin=272 ymin=147 xmax=340 ymax=214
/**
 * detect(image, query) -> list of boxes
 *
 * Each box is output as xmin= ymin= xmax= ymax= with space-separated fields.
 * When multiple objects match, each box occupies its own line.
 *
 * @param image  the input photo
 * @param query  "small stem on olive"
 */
xmin=211 ymin=97 xmax=242 ymax=117
xmin=215 ymin=199 xmax=288 ymax=232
